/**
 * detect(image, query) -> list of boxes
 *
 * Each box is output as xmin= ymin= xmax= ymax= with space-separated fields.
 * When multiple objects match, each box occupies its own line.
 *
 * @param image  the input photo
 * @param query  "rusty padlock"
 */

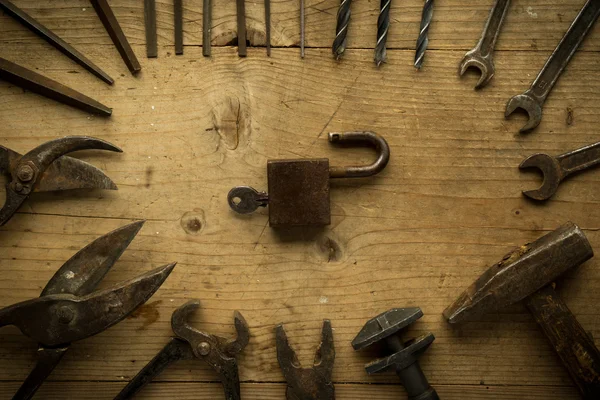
xmin=227 ymin=131 xmax=390 ymax=227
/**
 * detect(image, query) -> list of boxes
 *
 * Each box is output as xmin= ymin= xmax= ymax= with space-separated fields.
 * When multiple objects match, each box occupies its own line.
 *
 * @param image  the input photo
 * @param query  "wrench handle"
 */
xmin=557 ymin=141 xmax=600 ymax=178
xmin=526 ymin=285 xmax=600 ymax=400
xmin=474 ymin=0 xmax=511 ymax=58
xmin=529 ymin=0 xmax=600 ymax=102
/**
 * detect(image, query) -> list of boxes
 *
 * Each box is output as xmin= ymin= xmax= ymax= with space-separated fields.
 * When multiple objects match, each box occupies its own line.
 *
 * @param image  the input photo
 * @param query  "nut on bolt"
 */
xmin=352 ymin=308 xmax=440 ymax=400
xmin=16 ymin=163 xmax=35 ymax=182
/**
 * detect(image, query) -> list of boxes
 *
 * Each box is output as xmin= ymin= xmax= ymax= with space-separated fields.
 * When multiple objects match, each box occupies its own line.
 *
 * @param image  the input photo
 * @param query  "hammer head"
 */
xmin=444 ymin=222 xmax=593 ymax=324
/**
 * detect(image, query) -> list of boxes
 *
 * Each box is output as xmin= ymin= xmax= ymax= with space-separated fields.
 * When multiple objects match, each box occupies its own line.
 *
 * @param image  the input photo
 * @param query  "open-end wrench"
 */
xmin=520 ymin=141 xmax=600 ymax=201
xmin=459 ymin=0 xmax=511 ymax=89
xmin=506 ymin=0 xmax=600 ymax=133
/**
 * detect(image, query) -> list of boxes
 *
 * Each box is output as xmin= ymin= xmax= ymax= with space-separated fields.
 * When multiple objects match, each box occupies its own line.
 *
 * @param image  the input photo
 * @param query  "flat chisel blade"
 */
xmin=144 ymin=0 xmax=158 ymax=58
xmin=174 ymin=0 xmax=184 ymax=55
xmin=0 ymin=57 xmax=112 ymax=116
xmin=203 ymin=0 xmax=212 ymax=56
xmin=90 ymin=0 xmax=141 ymax=74
xmin=0 ymin=0 xmax=114 ymax=84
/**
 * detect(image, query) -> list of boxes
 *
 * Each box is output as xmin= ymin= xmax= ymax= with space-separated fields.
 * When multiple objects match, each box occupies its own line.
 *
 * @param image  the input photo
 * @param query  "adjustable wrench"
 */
xmin=460 ymin=0 xmax=511 ymax=89
xmin=506 ymin=0 xmax=600 ymax=133
xmin=520 ymin=141 xmax=600 ymax=201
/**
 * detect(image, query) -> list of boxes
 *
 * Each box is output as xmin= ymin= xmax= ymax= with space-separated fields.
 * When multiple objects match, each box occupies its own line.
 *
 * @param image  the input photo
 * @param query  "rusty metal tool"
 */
xmin=353 ymin=308 xmax=439 ymax=400
xmin=276 ymin=320 xmax=335 ymax=400
xmin=374 ymin=0 xmax=391 ymax=67
xmin=459 ymin=0 xmax=511 ymax=89
xmin=332 ymin=0 xmax=352 ymax=59
xmin=414 ymin=0 xmax=434 ymax=69
xmin=505 ymin=0 xmax=600 ymax=133
xmin=203 ymin=0 xmax=212 ymax=56
xmin=265 ymin=0 xmax=271 ymax=56
xmin=114 ymin=300 xmax=249 ymax=400
xmin=236 ymin=0 xmax=247 ymax=56
xmin=520 ymin=141 xmax=600 ymax=201
xmin=0 ymin=136 xmax=121 ymax=226
xmin=0 ymin=0 xmax=113 ymax=84
xmin=300 ymin=0 xmax=305 ymax=58
xmin=0 ymin=57 xmax=112 ymax=115
xmin=444 ymin=222 xmax=600 ymax=399
xmin=174 ymin=0 xmax=184 ymax=55
xmin=1 ymin=221 xmax=176 ymax=400
xmin=144 ymin=0 xmax=158 ymax=58
xmin=90 ymin=0 xmax=141 ymax=74
xmin=227 ymin=131 xmax=390 ymax=227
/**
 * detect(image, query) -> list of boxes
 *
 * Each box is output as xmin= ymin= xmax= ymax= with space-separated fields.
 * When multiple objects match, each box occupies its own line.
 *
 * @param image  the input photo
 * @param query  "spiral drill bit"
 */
xmin=332 ymin=0 xmax=352 ymax=59
xmin=374 ymin=0 xmax=391 ymax=66
xmin=414 ymin=0 xmax=434 ymax=69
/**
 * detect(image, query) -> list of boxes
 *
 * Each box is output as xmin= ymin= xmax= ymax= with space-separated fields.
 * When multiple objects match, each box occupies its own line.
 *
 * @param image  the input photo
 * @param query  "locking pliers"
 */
xmin=115 ymin=300 xmax=250 ymax=400
xmin=0 ymin=221 xmax=176 ymax=400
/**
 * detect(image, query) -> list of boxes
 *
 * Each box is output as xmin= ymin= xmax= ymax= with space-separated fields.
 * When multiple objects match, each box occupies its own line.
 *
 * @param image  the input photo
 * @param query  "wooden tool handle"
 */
xmin=526 ymin=285 xmax=600 ymax=399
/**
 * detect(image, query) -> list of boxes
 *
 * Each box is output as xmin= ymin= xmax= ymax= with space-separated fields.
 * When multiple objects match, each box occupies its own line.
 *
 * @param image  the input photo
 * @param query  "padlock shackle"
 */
xmin=328 ymin=132 xmax=390 ymax=178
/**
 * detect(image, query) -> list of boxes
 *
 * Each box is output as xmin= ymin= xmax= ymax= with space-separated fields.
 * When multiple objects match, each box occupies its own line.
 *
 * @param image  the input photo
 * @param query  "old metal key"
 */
xmin=227 ymin=131 xmax=390 ymax=227
xmin=459 ymin=0 xmax=511 ymax=89
xmin=505 ymin=0 xmax=600 ymax=132
xmin=520 ymin=141 xmax=600 ymax=201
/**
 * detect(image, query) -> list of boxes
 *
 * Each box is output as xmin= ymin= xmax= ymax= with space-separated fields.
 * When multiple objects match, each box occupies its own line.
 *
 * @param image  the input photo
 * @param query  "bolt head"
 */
xmin=56 ymin=306 xmax=75 ymax=324
xmin=197 ymin=342 xmax=211 ymax=356
xmin=16 ymin=164 xmax=35 ymax=182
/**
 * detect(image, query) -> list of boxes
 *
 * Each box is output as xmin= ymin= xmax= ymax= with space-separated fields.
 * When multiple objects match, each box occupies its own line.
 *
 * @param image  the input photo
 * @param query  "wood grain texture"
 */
xmin=1 ymin=0 xmax=600 ymax=398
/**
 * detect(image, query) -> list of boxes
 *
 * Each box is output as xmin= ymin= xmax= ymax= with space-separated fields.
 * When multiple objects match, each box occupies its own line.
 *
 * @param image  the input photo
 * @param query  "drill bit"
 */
xmin=144 ymin=0 xmax=158 ymax=58
xmin=300 ymin=0 xmax=305 ymax=58
xmin=332 ymin=0 xmax=352 ymax=59
xmin=374 ymin=0 xmax=391 ymax=66
xmin=414 ymin=0 xmax=434 ymax=69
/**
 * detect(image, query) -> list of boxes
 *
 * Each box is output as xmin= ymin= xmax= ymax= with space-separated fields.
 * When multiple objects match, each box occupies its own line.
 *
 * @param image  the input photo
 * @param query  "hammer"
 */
xmin=443 ymin=222 xmax=600 ymax=399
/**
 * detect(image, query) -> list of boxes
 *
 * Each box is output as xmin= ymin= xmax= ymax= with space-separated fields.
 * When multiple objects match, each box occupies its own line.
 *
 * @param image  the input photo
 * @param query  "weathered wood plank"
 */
xmin=0 ymin=382 xmax=581 ymax=399
xmin=0 ymin=43 xmax=599 ymax=398
xmin=0 ymin=0 xmax=599 ymax=52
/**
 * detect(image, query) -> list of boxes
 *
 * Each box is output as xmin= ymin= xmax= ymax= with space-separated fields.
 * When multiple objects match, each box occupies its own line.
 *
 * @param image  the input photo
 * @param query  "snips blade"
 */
xmin=12 ymin=221 xmax=146 ymax=400
xmin=42 ymin=221 xmax=146 ymax=296
xmin=0 ymin=263 xmax=176 ymax=347
xmin=0 ymin=137 xmax=121 ymax=226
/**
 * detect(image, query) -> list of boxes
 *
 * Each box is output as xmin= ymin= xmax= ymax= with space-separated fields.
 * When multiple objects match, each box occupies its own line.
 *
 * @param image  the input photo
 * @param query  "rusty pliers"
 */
xmin=0 ymin=136 xmax=121 ymax=226
xmin=115 ymin=300 xmax=250 ymax=400
xmin=276 ymin=320 xmax=336 ymax=400
xmin=1 ymin=221 xmax=176 ymax=400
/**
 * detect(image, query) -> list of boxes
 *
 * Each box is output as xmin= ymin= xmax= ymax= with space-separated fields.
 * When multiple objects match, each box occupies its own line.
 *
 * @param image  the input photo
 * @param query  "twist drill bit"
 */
xmin=415 ymin=0 xmax=434 ymax=69
xmin=374 ymin=0 xmax=391 ymax=66
xmin=332 ymin=0 xmax=352 ymax=59
xmin=300 ymin=0 xmax=305 ymax=58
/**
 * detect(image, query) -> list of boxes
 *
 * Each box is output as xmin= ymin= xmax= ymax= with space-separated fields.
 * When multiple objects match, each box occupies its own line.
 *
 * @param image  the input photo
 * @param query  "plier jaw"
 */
xmin=276 ymin=320 xmax=336 ymax=400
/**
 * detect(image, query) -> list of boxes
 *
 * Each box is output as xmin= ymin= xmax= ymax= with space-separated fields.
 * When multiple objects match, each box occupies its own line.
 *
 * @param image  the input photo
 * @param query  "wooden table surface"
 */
xmin=1 ymin=0 xmax=600 ymax=398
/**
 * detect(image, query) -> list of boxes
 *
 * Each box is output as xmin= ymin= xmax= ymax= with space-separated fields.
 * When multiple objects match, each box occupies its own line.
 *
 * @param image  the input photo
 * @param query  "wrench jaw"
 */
xmin=459 ymin=51 xmax=495 ymax=89
xmin=505 ymin=92 xmax=543 ymax=133
xmin=519 ymin=153 xmax=562 ymax=201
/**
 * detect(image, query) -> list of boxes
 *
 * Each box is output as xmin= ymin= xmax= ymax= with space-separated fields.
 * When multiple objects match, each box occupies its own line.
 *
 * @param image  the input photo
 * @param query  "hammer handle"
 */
xmin=526 ymin=285 xmax=600 ymax=399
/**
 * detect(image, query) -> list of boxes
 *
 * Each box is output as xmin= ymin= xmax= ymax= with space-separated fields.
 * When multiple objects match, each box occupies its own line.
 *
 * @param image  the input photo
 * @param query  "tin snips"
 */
xmin=0 ymin=221 xmax=176 ymax=399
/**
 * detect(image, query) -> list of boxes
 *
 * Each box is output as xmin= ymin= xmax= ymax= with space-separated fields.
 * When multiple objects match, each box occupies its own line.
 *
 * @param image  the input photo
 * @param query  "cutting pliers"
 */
xmin=115 ymin=300 xmax=250 ymax=400
xmin=0 ymin=136 xmax=121 ymax=226
xmin=0 ymin=220 xmax=176 ymax=400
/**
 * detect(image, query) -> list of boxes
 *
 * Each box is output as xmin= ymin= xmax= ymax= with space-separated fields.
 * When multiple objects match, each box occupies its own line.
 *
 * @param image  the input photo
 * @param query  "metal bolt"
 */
xmin=14 ymin=182 xmax=23 ymax=193
xmin=16 ymin=164 xmax=35 ymax=182
xmin=56 ymin=305 xmax=75 ymax=324
xmin=197 ymin=341 xmax=211 ymax=356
